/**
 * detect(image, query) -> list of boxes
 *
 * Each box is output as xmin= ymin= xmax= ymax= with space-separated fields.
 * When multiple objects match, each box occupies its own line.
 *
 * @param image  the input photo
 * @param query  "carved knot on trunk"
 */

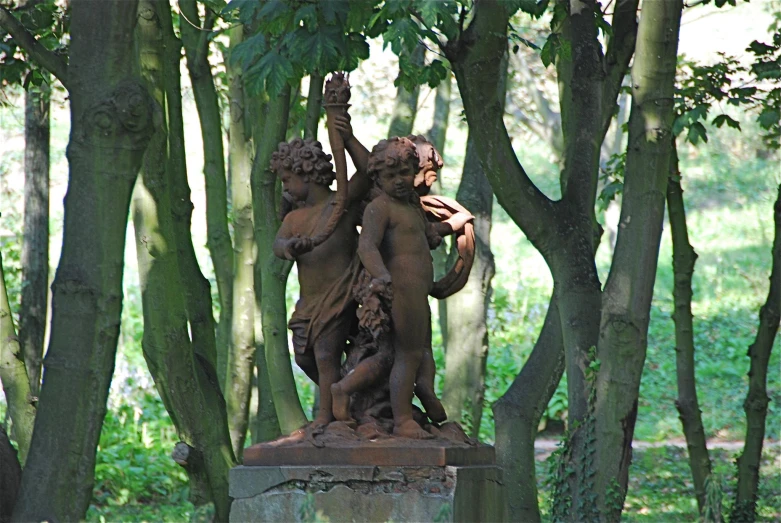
xmin=82 ymin=81 xmax=153 ymax=150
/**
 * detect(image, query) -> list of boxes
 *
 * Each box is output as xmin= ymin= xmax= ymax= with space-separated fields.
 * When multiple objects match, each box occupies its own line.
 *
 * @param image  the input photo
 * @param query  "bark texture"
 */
xmin=441 ymin=135 xmax=495 ymax=437
xmin=12 ymin=1 xmax=153 ymax=519
xmin=304 ymin=73 xmax=324 ymax=141
xmin=180 ymin=0 xmax=233 ymax=380
xmin=594 ymin=0 xmax=682 ymax=518
xmin=131 ymin=2 xmax=235 ymax=518
xmin=20 ymin=82 xmax=50 ymax=396
xmin=0 ymin=251 xmax=35 ymax=464
xmin=667 ymin=144 xmax=713 ymax=514
xmin=252 ymin=88 xmax=308 ymax=434
xmin=731 ymin=184 xmax=781 ymax=522
xmin=225 ymin=25 xmax=256 ymax=459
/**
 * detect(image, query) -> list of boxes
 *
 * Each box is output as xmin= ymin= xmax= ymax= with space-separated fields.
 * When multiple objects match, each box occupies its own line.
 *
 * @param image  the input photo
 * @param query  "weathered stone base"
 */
xmin=229 ymin=464 xmax=505 ymax=522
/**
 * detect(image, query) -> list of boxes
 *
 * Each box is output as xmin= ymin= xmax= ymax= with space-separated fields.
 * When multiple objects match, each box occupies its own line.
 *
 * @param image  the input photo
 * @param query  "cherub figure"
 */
xmin=355 ymin=137 xmax=471 ymax=438
xmin=272 ymin=117 xmax=370 ymax=428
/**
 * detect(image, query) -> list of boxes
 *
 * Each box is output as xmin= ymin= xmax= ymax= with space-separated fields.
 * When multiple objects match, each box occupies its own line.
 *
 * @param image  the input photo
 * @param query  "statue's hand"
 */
xmin=368 ymin=275 xmax=391 ymax=294
xmin=284 ymin=236 xmax=313 ymax=260
xmin=333 ymin=114 xmax=354 ymax=143
xmin=447 ymin=212 xmax=475 ymax=233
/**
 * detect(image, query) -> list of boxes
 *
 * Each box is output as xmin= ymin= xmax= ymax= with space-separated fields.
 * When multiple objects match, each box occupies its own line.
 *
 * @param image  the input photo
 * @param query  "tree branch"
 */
xmin=449 ymin=0 xmax=555 ymax=249
xmin=0 ymin=6 xmax=68 ymax=89
xmin=600 ymin=0 xmax=639 ymax=140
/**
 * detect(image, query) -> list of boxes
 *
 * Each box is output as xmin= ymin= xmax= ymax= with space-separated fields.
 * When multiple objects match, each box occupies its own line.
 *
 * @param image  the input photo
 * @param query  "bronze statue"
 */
xmin=272 ymin=74 xmax=474 ymax=441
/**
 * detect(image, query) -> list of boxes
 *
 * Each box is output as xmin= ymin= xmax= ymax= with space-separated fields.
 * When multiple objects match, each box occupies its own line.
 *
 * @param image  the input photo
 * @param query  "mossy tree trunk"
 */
xmin=131 ymin=3 xmax=236 ymax=520
xmin=666 ymin=144 xmax=713 ymax=515
xmin=252 ymin=87 xmax=308 ymax=434
xmin=0 ymin=251 xmax=36 ymax=464
xmin=10 ymin=1 xmax=154 ymax=519
xmin=446 ymin=0 xmax=639 ymax=518
xmin=731 ymin=184 xmax=781 ymax=522
xmin=20 ymin=80 xmax=50 ymax=396
xmin=224 ymin=24 xmax=257 ymax=458
xmin=441 ymin=135 xmax=496 ymax=437
xmin=180 ymin=0 xmax=233 ymax=381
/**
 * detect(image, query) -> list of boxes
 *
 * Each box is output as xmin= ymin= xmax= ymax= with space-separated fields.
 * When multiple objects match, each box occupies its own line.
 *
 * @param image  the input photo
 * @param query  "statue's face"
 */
xmin=280 ymin=167 xmax=308 ymax=203
xmin=377 ymin=160 xmax=416 ymax=201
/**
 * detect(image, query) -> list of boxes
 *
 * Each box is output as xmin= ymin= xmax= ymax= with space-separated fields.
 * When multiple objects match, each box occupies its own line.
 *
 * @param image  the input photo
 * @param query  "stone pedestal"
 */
xmin=229 ymin=464 xmax=505 ymax=522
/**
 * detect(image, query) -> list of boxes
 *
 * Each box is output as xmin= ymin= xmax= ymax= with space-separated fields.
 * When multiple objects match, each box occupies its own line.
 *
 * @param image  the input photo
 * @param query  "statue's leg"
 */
xmin=414 ymin=313 xmax=447 ymax=423
xmin=389 ymin=292 xmax=433 ymax=439
xmin=312 ymin=322 xmax=351 ymax=426
xmin=332 ymin=344 xmax=393 ymax=422
xmin=295 ymin=351 xmax=319 ymax=384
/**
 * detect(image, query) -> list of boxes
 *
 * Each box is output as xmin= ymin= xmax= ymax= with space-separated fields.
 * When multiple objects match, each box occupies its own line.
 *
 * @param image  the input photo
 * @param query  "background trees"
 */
xmin=0 ymin=0 xmax=778 ymax=521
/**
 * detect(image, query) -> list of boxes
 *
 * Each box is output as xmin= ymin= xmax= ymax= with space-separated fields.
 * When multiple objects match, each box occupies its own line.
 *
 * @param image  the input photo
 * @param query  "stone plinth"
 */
xmin=229 ymin=464 xmax=505 ymax=523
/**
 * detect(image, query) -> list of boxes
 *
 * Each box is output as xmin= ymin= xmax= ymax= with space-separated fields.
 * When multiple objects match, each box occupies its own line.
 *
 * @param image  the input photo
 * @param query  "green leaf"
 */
xmin=230 ymin=32 xmax=266 ymax=70
xmin=384 ymin=17 xmax=420 ymax=55
xmin=758 ymin=108 xmax=780 ymax=130
xmin=712 ymin=114 xmax=741 ymax=130
xmin=294 ymin=4 xmax=318 ymax=30
xmin=686 ymin=121 xmax=708 ymax=145
xmin=246 ymin=49 xmax=295 ymax=97
xmin=748 ymin=40 xmax=775 ymax=56
xmin=321 ymin=0 xmax=349 ymax=25
xmin=540 ymin=35 xmax=555 ymax=68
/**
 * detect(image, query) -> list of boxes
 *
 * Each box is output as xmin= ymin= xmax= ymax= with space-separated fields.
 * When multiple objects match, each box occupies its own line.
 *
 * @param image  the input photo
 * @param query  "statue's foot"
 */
xmin=393 ymin=419 xmax=434 ymax=440
xmin=304 ymin=421 xmax=327 ymax=448
xmin=330 ymin=383 xmax=356 ymax=423
xmin=422 ymin=398 xmax=447 ymax=424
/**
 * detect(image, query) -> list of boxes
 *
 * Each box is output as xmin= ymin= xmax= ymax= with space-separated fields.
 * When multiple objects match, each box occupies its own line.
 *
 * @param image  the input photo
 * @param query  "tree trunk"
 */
xmin=12 ymin=1 xmax=153 ymax=519
xmin=731 ymin=184 xmax=781 ymax=522
xmin=20 ymin=82 xmax=50 ymax=396
xmin=0 ymin=425 xmax=21 ymax=523
xmin=594 ymin=0 xmax=682 ymax=517
xmin=388 ymin=43 xmax=424 ymax=138
xmin=253 ymin=302 xmax=281 ymax=442
xmin=132 ymin=3 xmax=235 ymax=518
xmin=252 ymin=88 xmax=308 ymax=434
xmin=160 ymin=3 xmax=218 ymax=371
xmin=441 ymin=134 xmax=495 ymax=437
xmin=225 ymin=24 xmax=256 ymax=459
xmin=667 ymin=143 xmax=714 ymax=515
xmin=493 ymin=292 xmax=565 ymax=522
xmin=180 ymin=0 xmax=233 ymax=382
xmin=0 ymin=251 xmax=35 ymax=464
xmin=304 ymin=73 xmax=324 ymax=141
xmin=426 ymin=74 xmax=451 ymax=340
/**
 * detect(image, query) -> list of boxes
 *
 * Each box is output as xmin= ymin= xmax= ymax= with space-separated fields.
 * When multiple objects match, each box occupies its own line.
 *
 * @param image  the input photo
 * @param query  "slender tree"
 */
xmin=180 ymin=0 xmax=234 ymax=377
xmin=20 ymin=79 xmax=50 ymax=395
xmin=131 ymin=2 xmax=235 ymax=518
xmin=252 ymin=88 xmax=308 ymax=434
xmin=4 ymin=0 xmax=155 ymax=518
xmin=225 ymin=23 xmax=259 ymax=457
xmin=388 ymin=43 xmax=424 ymax=138
xmin=441 ymin=133 xmax=495 ymax=437
xmin=0 ymin=250 xmax=35 ymax=464
xmin=732 ymin=184 xmax=781 ymax=522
